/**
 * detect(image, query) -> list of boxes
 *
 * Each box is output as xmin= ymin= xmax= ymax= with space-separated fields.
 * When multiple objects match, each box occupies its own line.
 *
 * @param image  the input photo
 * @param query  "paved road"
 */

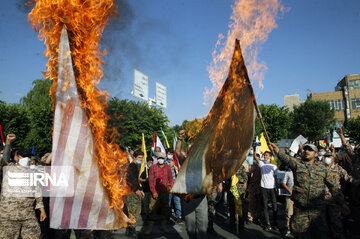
xmin=112 ymin=199 xmax=290 ymax=239
xmin=70 ymin=197 xmax=360 ymax=239
xmin=112 ymin=216 xmax=287 ymax=239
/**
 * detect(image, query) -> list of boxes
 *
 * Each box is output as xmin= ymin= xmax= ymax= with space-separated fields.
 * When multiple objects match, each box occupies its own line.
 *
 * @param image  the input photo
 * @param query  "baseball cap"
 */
xmin=324 ymin=151 xmax=335 ymax=157
xmin=303 ymin=144 xmax=318 ymax=152
xmin=156 ymin=152 xmax=166 ymax=159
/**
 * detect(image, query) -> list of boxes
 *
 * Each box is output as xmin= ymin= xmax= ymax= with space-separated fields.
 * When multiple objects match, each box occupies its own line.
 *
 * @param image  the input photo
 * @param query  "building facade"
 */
xmin=309 ymin=74 xmax=360 ymax=122
xmin=284 ymin=94 xmax=302 ymax=112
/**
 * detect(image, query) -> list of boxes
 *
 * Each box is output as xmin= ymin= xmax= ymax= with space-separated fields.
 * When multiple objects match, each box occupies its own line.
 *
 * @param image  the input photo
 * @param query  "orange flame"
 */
xmin=28 ymin=0 xmax=130 ymax=224
xmin=184 ymin=118 xmax=205 ymax=141
xmin=205 ymin=0 xmax=289 ymax=105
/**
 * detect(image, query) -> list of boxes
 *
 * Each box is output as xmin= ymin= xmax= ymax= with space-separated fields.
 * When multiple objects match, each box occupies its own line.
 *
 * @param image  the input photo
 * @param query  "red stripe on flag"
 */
xmin=50 ymin=102 xmax=75 ymax=220
xmin=0 ymin=124 xmax=4 ymax=144
xmin=152 ymin=131 xmax=156 ymax=148
xmin=96 ymin=191 xmax=110 ymax=228
xmin=60 ymin=113 xmax=89 ymax=228
xmin=77 ymin=156 xmax=99 ymax=228
xmin=52 ymin=102 xmax=76 ymax=167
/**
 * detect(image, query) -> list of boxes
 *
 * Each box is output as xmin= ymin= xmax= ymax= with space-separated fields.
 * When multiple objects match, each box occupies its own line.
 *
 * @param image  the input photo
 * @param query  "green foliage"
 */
xmin=291 ymin=99 xmax=335 ymax=142
xmin=255 ymin=104 xmax=292 ymax=142
xmin=0 ymin=101 xmax=30 ymax=150
xmin=0 ymin=79 xmax=53 ymax=157
xmin=171 ymin=124 xmax=183 ymax=135
xmin=1 ymin=80 xmax=170 ymax=157
xmin=20 ymin=79 xmax=53 ymax=157
xmin=106 ymin=98 xmax=169 ymax=151
xmin=20 ymin=79 xmax=52 ymax=110
xmin=344 ymin=116 xmax=360 ymax=143
xmin=164 ymin=126 xmax=179 ymax=150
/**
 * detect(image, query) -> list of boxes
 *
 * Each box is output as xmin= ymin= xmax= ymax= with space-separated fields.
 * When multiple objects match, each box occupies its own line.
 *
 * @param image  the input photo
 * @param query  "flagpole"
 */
xmin=246 ymin=72 xmax=273 ymax=155
xmin=252 ymin=97 xmax=274 ymax=155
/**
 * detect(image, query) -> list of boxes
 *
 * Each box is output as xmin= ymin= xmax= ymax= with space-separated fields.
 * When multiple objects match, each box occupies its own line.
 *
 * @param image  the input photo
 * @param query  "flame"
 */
xmin=28 ymin=0 xmax=130 ymax=224
xmin=184 ymin=118 xmax=205 ymax=141
xmin=205 ymin=0 xmax=289 ymax=105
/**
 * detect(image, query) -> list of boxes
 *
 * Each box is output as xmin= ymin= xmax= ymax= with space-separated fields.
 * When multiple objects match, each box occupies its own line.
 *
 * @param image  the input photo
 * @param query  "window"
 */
xmin=348 ymin=79 xmax=360 ymax=90
xmin=328 ymin=99 xmax=345 ymax=111
xmin=351 ymin=98 xmax=360 ymax=110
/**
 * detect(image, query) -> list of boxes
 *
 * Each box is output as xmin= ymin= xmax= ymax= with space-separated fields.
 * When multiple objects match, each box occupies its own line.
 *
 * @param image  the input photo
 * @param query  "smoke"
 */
xmin=19 ymin=0 xmax=183 ymax=98
xmin=100 ymin=0 xmax=139 ymax=97
xmin=17 ymin=0 xmax=139 ymax=98
xmin=100 ymin=0 xmax=186 ymax=98
xmin=16 ymin=0 xmax=34 ymax=13
xmin=205 ymin=0 xmax=289 ymax=105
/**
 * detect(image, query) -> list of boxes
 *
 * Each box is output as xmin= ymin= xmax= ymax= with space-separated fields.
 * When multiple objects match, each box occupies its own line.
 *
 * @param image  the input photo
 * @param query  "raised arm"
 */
xmin=337 ymin=128 xmax=348 ymax=147
xmin=330 ymin=144 xmax=335 ymax=154
xmin=175 ymin=130 xmax=186 ymax=164
xmin=3 ymin=134 xmax=16 ymax=164
xmin=337 ymin=128 xmax=357 ymax=165
xmin=269 ymin=142 xmax=298 ymax=170
xmin=253 ymin=146 xmax=261 ymax=165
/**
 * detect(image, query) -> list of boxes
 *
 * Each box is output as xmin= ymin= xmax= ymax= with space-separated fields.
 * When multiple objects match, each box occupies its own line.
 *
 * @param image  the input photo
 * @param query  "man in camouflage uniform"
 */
xmin=247 ymin=155 xmax=262 ymax=224
xmin=269 ymin=142 xmax=347 ymax=239
xmin=0 ymin=148 xmax=46 ymax=239
xmin=225 ymin=163 xmax=248 ymax=233
xmin=207 ymin=182 xmax=222 ymax=234
xmin=336 ymin=127 xmax=360 ymax=226
xmin=336 ymin=128 xmax=358 ymax=175
xmin=324 ymin=151 xmax=357 ymax=239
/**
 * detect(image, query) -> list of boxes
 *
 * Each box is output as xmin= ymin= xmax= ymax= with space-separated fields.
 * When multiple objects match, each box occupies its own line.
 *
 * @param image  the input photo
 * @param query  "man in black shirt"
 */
xmin=140 ymin=157 xmax=153 ymax=218
xmin=126 ymin=150 xmax=145 ymax=238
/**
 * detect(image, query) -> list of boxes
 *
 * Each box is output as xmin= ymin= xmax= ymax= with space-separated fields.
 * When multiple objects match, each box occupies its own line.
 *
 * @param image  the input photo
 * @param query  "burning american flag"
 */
xmin=29 ymin=0 xmax=131 ymax=229
xmin=49 ymin=26 xmax=124 ymax=229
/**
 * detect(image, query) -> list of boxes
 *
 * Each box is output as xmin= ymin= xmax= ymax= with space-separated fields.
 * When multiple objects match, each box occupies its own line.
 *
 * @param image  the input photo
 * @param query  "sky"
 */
xmin=0 ymin=0 xmax=359 ymax=126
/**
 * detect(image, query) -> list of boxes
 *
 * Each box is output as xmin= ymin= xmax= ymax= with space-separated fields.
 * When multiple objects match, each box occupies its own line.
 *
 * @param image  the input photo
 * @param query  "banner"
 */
xmin=156 ymin=135 xmax=166 ymax=153
xmin=139 ymin=133 xmax=147 ymax=182
xmin=258 ymin=133 xmax=276 ymax=165
xmin=161 ymin=127 xmax=170 ymax=149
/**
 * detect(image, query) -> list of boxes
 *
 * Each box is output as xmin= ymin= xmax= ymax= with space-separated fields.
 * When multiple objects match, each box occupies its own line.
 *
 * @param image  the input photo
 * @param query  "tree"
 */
xmin=291 ymin=99 xmax=335 ymax=142
xmin=20 ymin=79 xmax=53 ymax=157
xmin=344 ymin=116 xmax=360 ymax=142
xmin=164 ymin=125 xmax=182 ymax=149
xmin=172 ymin=124 xmax=183 ymax=134
xmin=106 ymin=98 xmax=169 ymax=150
xmin=0 ymin=101 xmax=30 ymax=150
xmin=255 ymin=104 xmax=292 ymax=142
xmin=20 ymin=79 xmax=53 ymax=110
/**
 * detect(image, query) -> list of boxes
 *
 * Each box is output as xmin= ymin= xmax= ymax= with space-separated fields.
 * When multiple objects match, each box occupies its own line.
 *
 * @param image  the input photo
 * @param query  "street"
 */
xmin=112 ymin=198 xmax=290 ymax=239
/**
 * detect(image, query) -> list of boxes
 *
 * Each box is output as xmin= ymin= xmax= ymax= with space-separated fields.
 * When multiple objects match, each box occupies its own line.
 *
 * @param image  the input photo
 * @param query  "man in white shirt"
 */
xmin=254 ymin=150 xmax=278 ymax=232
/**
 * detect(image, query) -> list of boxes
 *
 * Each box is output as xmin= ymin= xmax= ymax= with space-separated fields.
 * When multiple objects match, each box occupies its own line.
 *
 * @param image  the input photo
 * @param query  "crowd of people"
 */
xmin=123 ymin=128 xmax=360 ymax=239
xmin=0 ymin=127 xmax=359 ymax=239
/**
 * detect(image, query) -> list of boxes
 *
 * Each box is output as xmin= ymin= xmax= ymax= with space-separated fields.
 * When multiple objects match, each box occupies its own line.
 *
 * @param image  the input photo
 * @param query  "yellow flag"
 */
xmin=230 ymin=174 xmax=242 ymax=216
xmin=139 ymin=133 xmax=147 ymax=181
xmin=258 ymin=133 xmax=276 ymax=165
xmin=231 ymin=174 xmax=239 ymax=187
